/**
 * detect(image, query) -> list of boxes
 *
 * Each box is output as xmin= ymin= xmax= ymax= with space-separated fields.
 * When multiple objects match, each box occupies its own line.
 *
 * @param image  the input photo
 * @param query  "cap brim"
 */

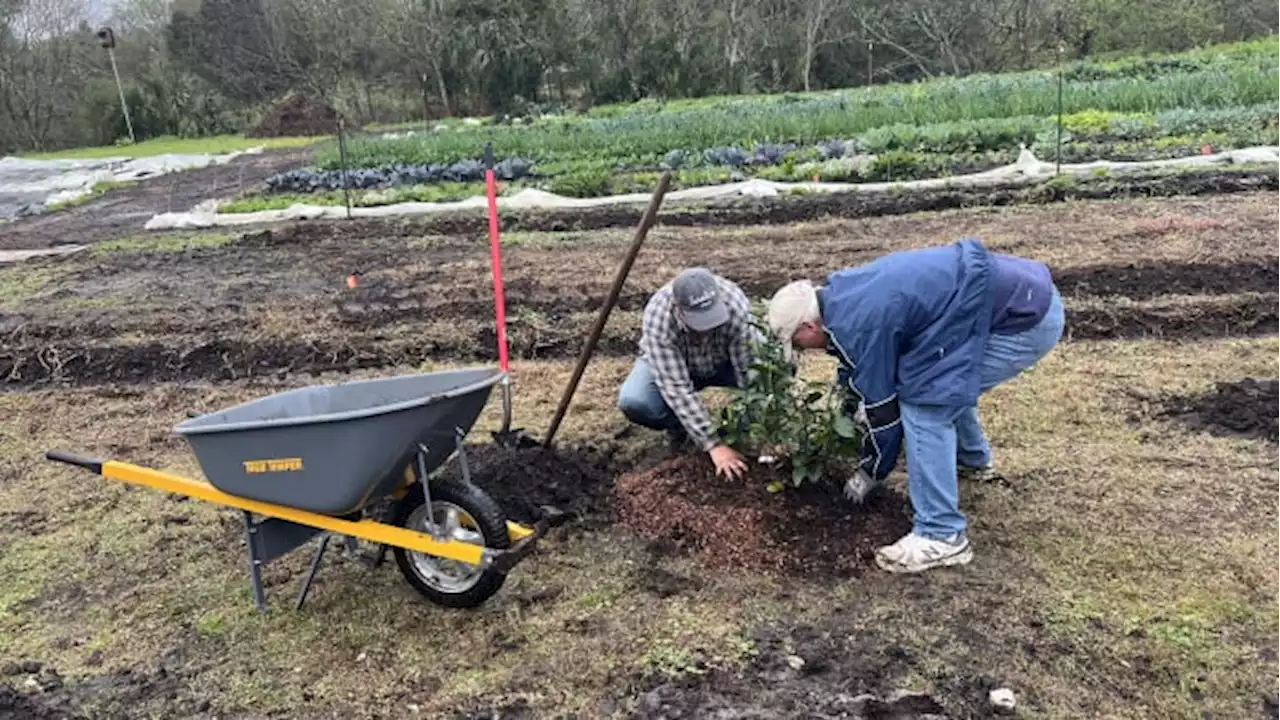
xmin=681 ymin=302 xmax=730 ymax=332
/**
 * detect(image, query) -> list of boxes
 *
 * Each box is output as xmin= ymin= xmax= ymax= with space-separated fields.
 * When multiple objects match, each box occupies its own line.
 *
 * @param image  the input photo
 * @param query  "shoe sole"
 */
xmin=875 ymin=546 xmax=974 ymax=574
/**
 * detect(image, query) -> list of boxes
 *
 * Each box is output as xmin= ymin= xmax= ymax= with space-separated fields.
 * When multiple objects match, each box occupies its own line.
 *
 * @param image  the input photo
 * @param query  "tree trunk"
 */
xmin=430 ymin=55 xmax=451 ymax=116
xmin=803 ymin=46 xmax=814 ymax=91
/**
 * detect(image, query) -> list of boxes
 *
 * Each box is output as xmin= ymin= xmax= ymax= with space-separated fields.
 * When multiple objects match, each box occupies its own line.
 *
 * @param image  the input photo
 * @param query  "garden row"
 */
xmin=320 ymin=40 xmax=1275 ymax=168
xmin=231 ymin=39 xmax=1277 ymax=207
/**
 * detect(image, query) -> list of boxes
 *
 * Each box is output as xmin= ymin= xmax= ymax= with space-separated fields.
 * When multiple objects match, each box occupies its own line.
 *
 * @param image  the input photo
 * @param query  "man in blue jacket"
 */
xmin=765 ymin=238 xmax=1064 ymax=573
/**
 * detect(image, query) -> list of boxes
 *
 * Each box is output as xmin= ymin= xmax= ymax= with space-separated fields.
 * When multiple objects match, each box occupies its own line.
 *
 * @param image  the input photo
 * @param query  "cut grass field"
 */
xmin=0 ymin=190 xmax=1276 ymax=718
xmin=18 ymin=134 xmax=325 ymax=161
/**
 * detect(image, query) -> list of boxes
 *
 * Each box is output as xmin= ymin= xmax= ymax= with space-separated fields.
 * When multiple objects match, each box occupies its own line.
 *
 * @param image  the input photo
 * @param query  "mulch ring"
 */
xmin=616 ymin=455 xmax=912 ymax=577
xmin=1158 ymin=378 xmax=1278 ymax=442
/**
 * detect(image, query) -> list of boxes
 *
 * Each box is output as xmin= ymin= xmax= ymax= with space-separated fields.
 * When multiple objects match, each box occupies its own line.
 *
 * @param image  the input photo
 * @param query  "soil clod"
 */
xmin=615 ymin=455 xmax=912 ymax=577
xmin=1160 ymin=378 xmax=1278 ymax=441
xmin=0 ymin=685 xmax=88 ymax=720
xmin=444 ymin=444 xmax=615 ymax=526
xmin=636 ymin=567 xmax=704 ymax=599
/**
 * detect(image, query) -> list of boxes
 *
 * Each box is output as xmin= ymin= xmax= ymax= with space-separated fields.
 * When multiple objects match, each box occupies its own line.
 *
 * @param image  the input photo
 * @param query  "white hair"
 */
xmin=766 ymin=279 xmax=820 ymax=358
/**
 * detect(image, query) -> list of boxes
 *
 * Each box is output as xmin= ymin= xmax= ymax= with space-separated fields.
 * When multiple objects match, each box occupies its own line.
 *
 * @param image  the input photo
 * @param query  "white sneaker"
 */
xmin=958 ymin=463 xmax=998 ymax=483
xmin=875 ymin=532 xmax=973 ymax=573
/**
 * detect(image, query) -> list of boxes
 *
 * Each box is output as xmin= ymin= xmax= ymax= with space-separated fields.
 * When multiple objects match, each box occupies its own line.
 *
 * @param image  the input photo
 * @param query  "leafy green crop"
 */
xmin=299 ymin=40 xmax=1277 ymax=201
xmin=716 ymin=320 xmax=863 ymax=491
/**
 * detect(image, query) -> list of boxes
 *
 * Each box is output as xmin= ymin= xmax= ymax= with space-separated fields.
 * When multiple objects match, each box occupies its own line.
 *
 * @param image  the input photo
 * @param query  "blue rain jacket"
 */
xmin=818 ymin=238 xmax=995 ymax=480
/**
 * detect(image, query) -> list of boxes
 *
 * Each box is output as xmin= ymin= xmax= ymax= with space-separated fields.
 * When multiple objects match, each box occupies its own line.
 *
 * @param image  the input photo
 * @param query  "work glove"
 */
xmin=843 ymin=467 xmax=876 ymax=504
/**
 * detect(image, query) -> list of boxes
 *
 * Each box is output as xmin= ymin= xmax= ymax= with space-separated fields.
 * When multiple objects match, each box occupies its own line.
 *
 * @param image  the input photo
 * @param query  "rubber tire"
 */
xmin=391 ymin=481 xmax=510 ymax=609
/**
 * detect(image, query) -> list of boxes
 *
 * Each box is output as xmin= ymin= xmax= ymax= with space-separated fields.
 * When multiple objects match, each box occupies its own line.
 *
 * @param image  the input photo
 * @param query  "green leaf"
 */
xmin=791 ymin=462 xmax=807 ymax=484
xmin=833 ymin=414 xmax=857 ymax=439
xmin=766 ymin=480 xmax=784 ymax=493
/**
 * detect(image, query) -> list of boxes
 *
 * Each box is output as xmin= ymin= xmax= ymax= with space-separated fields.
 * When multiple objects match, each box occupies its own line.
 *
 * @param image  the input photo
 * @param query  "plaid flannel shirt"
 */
xmin=639 ymin=276 xmax=759 ymax=451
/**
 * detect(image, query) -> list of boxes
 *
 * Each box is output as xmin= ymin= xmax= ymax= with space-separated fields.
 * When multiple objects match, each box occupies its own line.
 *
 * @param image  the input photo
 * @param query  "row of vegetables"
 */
xmin=248 ymin=41 xmax=1276 ymax=200
xmin=262 ymin=103 xmax=1276 ymax=196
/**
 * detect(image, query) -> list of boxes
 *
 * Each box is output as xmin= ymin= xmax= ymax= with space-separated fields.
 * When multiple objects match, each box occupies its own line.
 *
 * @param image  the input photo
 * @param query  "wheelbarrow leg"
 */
xmin=243 ymin=511 xmax=267 ymax=611
xmin=296 ymin=534 xmax=331 ymax=610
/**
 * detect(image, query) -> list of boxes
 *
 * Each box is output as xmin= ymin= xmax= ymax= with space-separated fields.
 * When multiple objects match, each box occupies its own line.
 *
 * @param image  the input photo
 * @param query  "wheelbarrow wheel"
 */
xmin=390 ymin=481 xmax=510 ymax=608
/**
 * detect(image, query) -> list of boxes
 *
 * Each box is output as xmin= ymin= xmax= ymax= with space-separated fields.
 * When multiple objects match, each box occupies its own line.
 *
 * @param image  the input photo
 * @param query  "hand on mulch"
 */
xmin=710 ymin=445 xmax=748 ymax=480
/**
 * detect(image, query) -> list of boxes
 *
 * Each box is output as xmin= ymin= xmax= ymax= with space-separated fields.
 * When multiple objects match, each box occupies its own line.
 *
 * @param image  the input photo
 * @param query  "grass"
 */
xmin=45 ymin=180 xmax=138 ymax=211
xmin=1 ymin=336 xmax=1275 ymax=717
xmin=0 ymin=192 xmax=1276 ymax=718
xmin=0 ymin=263 xmax=73 ymax=312
xmin=219 ymin=181 xmax=496 ymax=213
xmin=20 ymin=134 xmax=325 ymax=161
xmin=91 ymin=232 xmax=237 ymax=255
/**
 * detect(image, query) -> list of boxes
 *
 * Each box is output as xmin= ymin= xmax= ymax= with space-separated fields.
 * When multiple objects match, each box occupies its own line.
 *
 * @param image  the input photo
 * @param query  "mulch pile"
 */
xmin=616 ymin=455 xmax=912 ymax=577
xmin=1160 ymin=378 xmax=1278 ymax=442
xmin=247 ymin=93 xmax=353 ymax=138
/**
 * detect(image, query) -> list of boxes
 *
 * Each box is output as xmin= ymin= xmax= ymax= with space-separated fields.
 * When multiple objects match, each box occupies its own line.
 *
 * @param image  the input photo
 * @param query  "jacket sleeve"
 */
xmin=828 ymin=327 xmax=902 ymax=481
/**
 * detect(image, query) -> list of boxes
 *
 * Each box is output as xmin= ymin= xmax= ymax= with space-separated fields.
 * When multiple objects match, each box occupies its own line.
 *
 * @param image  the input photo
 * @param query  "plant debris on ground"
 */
xmin=615 ymin=455 xmax=913 ymax=577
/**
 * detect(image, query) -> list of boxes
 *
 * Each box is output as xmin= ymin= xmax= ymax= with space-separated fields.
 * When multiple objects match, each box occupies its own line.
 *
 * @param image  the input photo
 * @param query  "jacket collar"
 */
xmin=816 ymin=285 xmax=839 ymax=357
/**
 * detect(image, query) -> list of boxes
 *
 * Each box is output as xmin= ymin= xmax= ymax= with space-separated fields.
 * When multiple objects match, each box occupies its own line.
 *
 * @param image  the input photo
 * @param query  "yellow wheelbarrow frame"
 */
xmin=46 ymin=450 xmax=544 ymax=611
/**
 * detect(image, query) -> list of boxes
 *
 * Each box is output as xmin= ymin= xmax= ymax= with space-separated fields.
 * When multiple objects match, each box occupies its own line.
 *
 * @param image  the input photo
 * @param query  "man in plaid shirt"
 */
xmin=617 ymin=267 xmax=760 ymax=479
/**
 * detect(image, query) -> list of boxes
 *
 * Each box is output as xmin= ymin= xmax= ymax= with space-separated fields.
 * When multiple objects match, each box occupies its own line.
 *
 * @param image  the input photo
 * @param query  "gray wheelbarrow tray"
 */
xmin=45 ymin=366 xmax=546 ymax=611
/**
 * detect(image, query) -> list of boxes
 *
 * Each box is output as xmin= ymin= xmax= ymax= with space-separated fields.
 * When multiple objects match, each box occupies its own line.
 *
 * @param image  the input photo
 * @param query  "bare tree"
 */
xmin=0 ymin=0 xmax=95 ymax=150
xmin=382 ymin=0 xmax=456 ymax=117
xmin=798 ymin=0 xmax=855 ymax=91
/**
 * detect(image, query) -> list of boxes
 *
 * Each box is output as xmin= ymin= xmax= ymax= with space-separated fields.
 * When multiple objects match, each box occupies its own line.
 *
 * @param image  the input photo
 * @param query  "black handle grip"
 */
xmin=483 ymin=142 xmax=494 ymax=170
xmin=46 ymin=450 xmax=104 ymax=474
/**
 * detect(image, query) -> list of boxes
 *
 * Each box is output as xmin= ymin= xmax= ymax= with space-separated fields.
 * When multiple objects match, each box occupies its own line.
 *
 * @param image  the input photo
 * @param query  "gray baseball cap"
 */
xmin=672 ymin=268 xmax=729 ymax=331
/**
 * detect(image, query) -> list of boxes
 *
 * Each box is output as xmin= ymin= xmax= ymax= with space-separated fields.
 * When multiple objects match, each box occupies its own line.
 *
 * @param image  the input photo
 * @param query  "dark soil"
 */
xmin=247 ymin=93 xmax=353 ymax=138
xmin=1053 ymin=259 xmax=1279 ymax=301
xmin=0 ymin=650 xmax=200 ymax=720
xmin=1159 ymin=378 xmax=1278 ymax=441
xmin=3 ymin=190 xmax=1275 ymax=389
xmin=623 ymin=624 xmax=962 ymax=720
xmin=1065 ymin=294 xmax=1277 ymax=341
xmin=4 ymin=250 xmax=1272 ymax=388
xmin=0 ymin=684 xmax=87 ymax=720
xmin=0 ymin=148 xmax=315 ymax=250
xmin=441 ymin=443 xmax=617 ymax=526
xmin=615 ymin=455 xmax=913 ymax=577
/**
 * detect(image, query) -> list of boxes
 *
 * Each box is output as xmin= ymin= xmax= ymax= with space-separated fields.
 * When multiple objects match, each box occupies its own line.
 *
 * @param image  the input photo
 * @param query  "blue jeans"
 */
xmin=618 ymin=358 xmax=738 ymax=432
xmin=901 ymin=289 xmax=1066 ymax=539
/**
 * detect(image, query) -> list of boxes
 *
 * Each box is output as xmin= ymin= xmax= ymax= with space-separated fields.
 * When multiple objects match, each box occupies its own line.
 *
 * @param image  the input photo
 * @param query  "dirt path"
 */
xmin=1 ymin=191 xmax=1275 ymax=388
xmin=0 ymin=148 xmax=313 ymax=251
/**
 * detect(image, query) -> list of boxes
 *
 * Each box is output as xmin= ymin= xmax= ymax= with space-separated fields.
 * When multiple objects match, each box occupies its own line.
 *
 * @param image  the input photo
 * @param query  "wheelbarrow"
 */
xmin=46 ymin=366 xmax=545 ymax=611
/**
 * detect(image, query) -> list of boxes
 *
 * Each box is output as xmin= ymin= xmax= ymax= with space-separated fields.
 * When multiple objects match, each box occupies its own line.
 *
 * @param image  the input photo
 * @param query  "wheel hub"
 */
xmin=406 ymin=501 xmax=487 ymax=593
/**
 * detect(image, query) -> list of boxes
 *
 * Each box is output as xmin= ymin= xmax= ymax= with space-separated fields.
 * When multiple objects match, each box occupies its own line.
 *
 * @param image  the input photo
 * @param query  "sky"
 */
xmin=87 ymin=0 xmax=113 ymax=24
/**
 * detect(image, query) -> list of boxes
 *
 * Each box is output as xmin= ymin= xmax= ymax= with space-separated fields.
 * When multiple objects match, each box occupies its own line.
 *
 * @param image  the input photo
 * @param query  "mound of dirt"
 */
xmin=1160 ymin=378 xmax=1278 ymax=441
xmin=616 ymin=455 xmax=912 ymax=577
xmin=248 ymin=93 xmax=351 ymax=138
xmin=0 ymin=684 xmax=87 ymax=720
xmin=440 ymin=443 xmax=616 ymax=526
